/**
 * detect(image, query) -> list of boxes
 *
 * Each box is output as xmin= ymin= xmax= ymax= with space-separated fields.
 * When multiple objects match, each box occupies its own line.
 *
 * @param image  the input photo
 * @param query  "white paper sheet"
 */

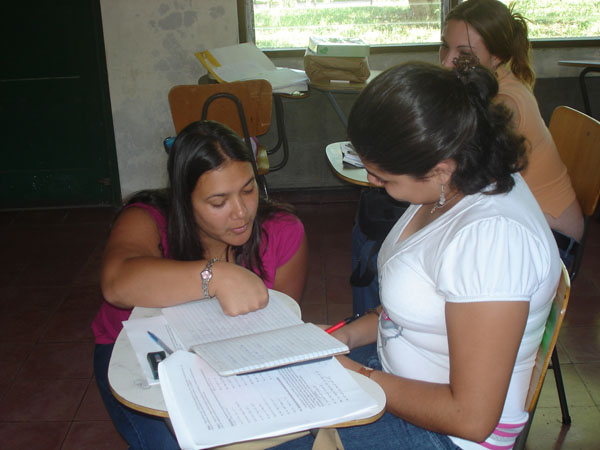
xmin=159 ymin=351 xmax=380 ymax=450
xmin=192 ymin=323 xmax=348 ymax=375
xmin=122 ymin=315 xmax=186 ymax=385
xmin=161 ymin=294 xmax=302 ymax=349
xmin=197 ymin=43 xmax=308 ymax=94
xmin=161 ymin=295 xmax=348 ymax=376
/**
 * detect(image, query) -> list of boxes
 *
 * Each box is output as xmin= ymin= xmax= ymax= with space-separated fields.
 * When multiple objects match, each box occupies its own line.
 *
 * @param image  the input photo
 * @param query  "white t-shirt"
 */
xmin=377 ymin=174 xmax=561 ymax=450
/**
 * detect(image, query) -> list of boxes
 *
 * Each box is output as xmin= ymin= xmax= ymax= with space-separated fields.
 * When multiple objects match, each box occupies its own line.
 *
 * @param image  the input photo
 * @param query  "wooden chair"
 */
xmin=549 ymin=105 xmax=600 ymax=282
xmin=542 ymin=106 xmax=600 ymax=425
xmin=513 ymin=263 xmax=571 ymax=449
xmin=165 ymin=80 xmax=291 ymax=195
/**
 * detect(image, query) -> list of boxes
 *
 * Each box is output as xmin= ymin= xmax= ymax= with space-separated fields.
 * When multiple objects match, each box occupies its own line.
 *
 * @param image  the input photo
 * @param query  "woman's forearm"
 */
xmin=331 ymin=309 xmax=380 ymax=349
xmin=101 ymin=256 xmax=207 ymax=308
xmin=375 ymin=371 xmax=498 ymax=442
xmin=101 ymin=257 xmax=269 ymax=315
xmin=336 ymin=354 xmax=500 ymax=443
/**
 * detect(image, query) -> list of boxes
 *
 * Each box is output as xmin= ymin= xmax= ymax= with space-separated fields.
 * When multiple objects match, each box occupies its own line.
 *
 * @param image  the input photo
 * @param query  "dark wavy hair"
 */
xmin=445 ymin=0 xmax=535 ymax=88
xmin=347 ymin=61 xmax=527 ymax=195
xmin=125 ymin=120 xmax=292 ymax=281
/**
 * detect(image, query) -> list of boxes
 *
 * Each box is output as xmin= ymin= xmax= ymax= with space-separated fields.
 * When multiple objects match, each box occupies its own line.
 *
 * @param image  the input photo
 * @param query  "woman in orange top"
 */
xmin=440 ymin=0 xmax=583 ymax=264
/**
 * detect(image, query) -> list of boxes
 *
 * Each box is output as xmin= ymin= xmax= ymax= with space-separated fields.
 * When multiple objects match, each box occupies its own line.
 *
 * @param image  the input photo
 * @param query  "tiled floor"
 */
xmin=0 ymin=188 xmax=598 ymax=450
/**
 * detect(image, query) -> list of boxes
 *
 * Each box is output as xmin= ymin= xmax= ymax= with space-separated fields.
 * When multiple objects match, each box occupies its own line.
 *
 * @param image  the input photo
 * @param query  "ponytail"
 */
xmin=453 ymin=57 xmax=528 ymax=194
xmin=348 ymin=61 xmax=527 ymax=196
xmin=509 ymin=10 xmax=535 ymax=88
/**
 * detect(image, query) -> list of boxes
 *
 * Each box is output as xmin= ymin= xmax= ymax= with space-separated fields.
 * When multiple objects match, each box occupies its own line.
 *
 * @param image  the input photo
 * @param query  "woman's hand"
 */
xmin=210 ymin=261 xmax=269 ymax=316
xmin=102 ymin=208 xmax=267 ymax=312
xmin=327 ymin=310 xmax=380 ymax=349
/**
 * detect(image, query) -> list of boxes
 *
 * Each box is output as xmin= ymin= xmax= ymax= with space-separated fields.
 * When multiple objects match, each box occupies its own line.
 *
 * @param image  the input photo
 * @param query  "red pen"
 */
xmin=325 ymin=314 xmax=360 ymax=334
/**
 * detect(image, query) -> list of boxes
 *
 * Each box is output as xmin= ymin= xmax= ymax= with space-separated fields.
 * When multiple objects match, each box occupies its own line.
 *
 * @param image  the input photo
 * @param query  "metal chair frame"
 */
xmin=201 ymin=92 xmax=265 ymax=194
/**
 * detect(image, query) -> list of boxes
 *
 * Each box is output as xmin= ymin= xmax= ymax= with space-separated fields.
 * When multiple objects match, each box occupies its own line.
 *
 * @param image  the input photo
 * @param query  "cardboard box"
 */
xmin=304 ymin=49 xmax=370 ymax=84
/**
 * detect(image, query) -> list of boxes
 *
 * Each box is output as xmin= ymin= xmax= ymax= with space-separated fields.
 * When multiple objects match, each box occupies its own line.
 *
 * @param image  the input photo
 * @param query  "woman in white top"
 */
xmin=275 ymin=60 xmax=561 ymax=450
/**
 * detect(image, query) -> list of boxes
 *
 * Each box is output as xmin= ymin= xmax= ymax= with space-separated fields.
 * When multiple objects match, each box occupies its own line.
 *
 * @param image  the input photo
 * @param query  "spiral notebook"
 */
xmin=161 ymin=291 xmax=349 ymax=376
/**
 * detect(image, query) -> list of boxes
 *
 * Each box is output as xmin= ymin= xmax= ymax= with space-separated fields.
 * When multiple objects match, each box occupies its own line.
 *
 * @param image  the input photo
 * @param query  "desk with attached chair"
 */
xmin=325 ymin=141 xmax=369 ymax=187
xmin=108 ymin=291 xmax=386 ymax=449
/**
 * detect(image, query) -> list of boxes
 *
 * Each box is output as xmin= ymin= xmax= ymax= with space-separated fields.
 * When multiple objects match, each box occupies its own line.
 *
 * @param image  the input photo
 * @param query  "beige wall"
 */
xmin=100 ymin=0 xmax=599 ymax=196
xmin=100 ymin=0 xmax=238 ymax=199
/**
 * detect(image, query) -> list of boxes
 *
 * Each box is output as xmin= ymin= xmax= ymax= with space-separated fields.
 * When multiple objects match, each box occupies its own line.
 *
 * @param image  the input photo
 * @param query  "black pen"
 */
xmin=147 ymin=331 xmax=173 ymax=355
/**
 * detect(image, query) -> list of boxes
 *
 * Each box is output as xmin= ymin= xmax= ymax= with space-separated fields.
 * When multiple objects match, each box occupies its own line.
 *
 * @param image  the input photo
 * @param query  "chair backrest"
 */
xmin=167 ymin=80 xmax=273 ymax=136
xmin=524 ymin=263 xmax=571 ymax=412
xmin=549 ymin=106 xmax=600 ymax=217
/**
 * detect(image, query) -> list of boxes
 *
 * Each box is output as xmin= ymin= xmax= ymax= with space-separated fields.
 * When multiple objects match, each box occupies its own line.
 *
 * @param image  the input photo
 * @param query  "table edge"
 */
xmin=325 ymin=142 xmax=370 ymax=187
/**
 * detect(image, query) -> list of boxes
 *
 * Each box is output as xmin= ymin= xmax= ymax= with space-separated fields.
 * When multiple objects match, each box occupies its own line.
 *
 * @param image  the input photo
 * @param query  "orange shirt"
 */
xmin=497 ymin=66 xmax=576 ymax=218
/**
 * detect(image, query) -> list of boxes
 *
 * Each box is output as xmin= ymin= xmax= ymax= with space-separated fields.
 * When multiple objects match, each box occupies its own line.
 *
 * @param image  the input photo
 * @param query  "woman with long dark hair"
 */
xmin=275 ymin=61 xmax=560 ymax=450
xmin=93 ymin=120 xmax=307 ymax=449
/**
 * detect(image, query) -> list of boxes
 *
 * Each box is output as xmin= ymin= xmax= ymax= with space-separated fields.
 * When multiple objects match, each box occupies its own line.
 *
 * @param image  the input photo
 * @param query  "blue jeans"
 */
xmin=351 ymin=221 xmax=382 ymax=316
xmin=551 ymin=229 xmax=578 ymax=270
xmin=271 ymin=344 xmax=461 ymax=450
xmin=94 ymin=344 xmax=180 ymax=450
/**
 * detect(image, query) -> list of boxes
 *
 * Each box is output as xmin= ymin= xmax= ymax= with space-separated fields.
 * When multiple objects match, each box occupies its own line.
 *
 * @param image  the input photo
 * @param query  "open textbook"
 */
xmin=196 ymin=43 xmax=309 ymax=94
xmin=159 ymin=350 xmax=382 ymax=450
xmin=160 ymin=292 xmax=349 ymax=376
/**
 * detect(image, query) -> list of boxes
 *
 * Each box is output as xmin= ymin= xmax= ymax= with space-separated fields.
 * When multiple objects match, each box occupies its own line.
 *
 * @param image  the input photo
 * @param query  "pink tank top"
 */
xmin=91 ymin=204 xmax=303 ymax=344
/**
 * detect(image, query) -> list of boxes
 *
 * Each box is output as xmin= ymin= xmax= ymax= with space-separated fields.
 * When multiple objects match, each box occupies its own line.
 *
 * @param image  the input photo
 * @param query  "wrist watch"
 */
xmin=201 ymin=258 xmax=219 ymax=298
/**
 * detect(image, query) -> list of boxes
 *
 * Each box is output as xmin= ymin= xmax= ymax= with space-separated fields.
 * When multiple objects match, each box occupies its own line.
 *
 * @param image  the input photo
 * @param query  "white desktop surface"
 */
xmin=108 ymin=290 xmax=385 ymax=421
xmin=326 ymin=141 xmax=369 ymax=186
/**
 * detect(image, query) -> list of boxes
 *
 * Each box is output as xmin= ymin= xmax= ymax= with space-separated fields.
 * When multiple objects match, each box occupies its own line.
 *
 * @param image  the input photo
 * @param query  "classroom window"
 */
xmin=517 ymin=0 xmax=600 ymax=39
xmin=241 ymin=0 xmax=600 ymax=49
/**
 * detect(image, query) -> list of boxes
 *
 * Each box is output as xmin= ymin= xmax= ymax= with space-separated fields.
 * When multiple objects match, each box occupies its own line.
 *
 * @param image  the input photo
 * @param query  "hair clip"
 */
xmin=453 ymin=54 xmax=481 ymax=82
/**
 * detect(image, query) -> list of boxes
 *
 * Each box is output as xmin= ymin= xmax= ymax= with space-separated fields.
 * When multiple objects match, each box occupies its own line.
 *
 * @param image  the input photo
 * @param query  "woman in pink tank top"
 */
xmin=93 ymin=120 xmax=307 ymax=449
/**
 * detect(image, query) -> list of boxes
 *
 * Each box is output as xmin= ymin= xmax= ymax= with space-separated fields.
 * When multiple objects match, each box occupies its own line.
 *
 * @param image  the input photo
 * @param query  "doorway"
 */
xmin=0 ymin=0 xmax=120 ymax=208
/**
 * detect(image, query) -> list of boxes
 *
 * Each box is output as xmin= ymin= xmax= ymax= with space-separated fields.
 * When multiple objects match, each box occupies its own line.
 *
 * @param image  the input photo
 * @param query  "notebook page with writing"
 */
xmin=161 ymin=291 xmax=349 ymax=376
xmin=192 ymin=322 xmax=349 ymax=376
xmin=161 ymin=292 xmax=302 ymax=350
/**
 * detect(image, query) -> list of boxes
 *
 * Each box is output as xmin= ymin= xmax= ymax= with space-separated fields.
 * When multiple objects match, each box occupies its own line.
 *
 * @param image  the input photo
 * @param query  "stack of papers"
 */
xmin=196 ymin=43 xmax=309 ymax=94
xmin=341 ymin=142 xmax=364 ymax=168
xmin=159 ymin=351 xmax=380 ymax=449
xmin=121 ymin=290 xmax=383 ymax=449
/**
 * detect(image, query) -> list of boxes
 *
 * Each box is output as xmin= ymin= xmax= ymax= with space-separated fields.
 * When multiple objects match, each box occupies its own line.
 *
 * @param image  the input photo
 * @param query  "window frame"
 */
xmin=237 ymin=0 xmax=600 ymax=55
